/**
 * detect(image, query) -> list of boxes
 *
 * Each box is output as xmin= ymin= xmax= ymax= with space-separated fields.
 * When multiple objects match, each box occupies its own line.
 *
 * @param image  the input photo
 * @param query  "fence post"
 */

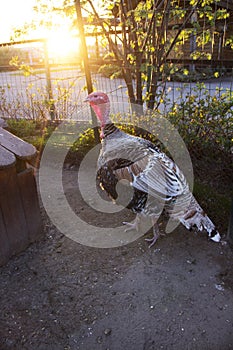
xmin=43 ymin=39 xmax=56 ymax=120
xmin=75 ymin=0 xmax=100 ymax=144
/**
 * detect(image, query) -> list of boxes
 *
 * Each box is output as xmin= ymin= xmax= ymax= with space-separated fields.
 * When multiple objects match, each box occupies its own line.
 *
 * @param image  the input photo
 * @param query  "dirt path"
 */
xmin=0 ymin=168 xmax=233 ymax=350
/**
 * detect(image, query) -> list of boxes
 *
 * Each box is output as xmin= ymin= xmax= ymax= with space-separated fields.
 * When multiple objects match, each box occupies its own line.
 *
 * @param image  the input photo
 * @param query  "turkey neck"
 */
xmin=102 ymin=123 xmax=118 ymax=137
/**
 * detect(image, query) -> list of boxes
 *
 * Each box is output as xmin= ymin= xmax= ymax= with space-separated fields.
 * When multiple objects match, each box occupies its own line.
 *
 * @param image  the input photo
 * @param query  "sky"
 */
xmin=0 ymin=0 xmax=37 ymax=43
xmin=0 ymin=0 xmax=98 ymax=59
xmin=0 ymin=0 xmax=103 ymax=44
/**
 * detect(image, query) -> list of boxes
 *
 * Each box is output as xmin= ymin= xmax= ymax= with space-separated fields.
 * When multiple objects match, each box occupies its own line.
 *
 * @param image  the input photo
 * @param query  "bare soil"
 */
xmin=0 ymin=155 xmax=233 ymax=350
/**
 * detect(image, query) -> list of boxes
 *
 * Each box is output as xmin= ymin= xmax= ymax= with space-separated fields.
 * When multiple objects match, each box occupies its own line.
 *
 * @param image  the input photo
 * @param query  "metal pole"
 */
xmin=43 ymin=39 xmax=55 ymax=120
xmin=75 ymin=0 xmax=100 ymax=143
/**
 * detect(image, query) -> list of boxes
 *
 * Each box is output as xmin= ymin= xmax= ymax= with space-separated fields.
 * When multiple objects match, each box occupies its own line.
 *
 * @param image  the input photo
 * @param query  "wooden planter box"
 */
xmin=0 ymin=127 xmax=43 ymax=266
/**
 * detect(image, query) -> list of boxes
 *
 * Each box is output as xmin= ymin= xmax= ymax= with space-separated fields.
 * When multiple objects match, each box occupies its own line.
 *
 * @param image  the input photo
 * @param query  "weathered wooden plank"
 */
xmin=0 ymin=166 xmax=29 ymax=256
xmin=0 ymin=127 xmax=37 ymax=160
xmin=17 ymin=169 xmax=43 ymax=242
xmin=0 ymin=145 xmax=16 ymax=169
xmin=0 ymin=206 xmax=10 ymax=266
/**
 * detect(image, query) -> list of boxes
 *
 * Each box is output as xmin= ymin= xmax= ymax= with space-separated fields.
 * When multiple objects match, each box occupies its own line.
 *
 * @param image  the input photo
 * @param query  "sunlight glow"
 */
xmin=47 ymin=29 xmax=80 ymax=61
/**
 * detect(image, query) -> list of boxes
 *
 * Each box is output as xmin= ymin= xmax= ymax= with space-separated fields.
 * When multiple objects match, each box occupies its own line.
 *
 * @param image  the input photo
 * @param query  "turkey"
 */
xmin=85 ymin=91 xmax=221 ymax=246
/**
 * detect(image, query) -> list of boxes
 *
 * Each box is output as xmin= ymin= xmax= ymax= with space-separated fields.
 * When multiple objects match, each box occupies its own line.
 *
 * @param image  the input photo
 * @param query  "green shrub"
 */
xmin=166 ymin=83 xmax=233 ymax=153
xmin=70 ymin=128 xmax=96 ymax=155
xmin=6 ymin=119 xmax=56 ymax=150
xmin=98 ymin=64 xmax=122 ymax=79
xmin=7 ymin=119 xmax=38 ymax=138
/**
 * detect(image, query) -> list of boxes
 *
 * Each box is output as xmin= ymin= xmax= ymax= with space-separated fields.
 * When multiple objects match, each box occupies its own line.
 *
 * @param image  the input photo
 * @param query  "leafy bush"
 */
xmin=166 ymin=83 xmax=233 ymax=153
xmin=7 ymin=119 xmax=39 ymax=138
xmin=0 ymin=79 xmax=78 ymax=120
xmin=7 ymin=119 xmax=96 ymax=162
xmin=98 ymin=64 xmax=123 ymax=79
xmin=70 ymin=128 xmax=96 ymax=155
xmin=6 ymin=119 xmax=56 ymax=150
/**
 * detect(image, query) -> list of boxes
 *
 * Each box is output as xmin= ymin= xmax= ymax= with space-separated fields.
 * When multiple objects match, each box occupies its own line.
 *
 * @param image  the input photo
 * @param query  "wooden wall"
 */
xmin=0 ymin=165 xmax=43 ymax=266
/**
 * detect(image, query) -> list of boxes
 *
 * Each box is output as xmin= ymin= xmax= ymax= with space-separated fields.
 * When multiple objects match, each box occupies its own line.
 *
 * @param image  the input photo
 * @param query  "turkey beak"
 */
xmin=84 ymin=96 xmax=90 ymax=103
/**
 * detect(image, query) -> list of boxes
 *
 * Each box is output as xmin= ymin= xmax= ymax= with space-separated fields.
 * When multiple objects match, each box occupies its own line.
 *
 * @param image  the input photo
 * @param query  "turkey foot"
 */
xmin=123 ymin=215 xmax=141 ymax=232
xmin=145 ymin=221 xmax=161 ymax=248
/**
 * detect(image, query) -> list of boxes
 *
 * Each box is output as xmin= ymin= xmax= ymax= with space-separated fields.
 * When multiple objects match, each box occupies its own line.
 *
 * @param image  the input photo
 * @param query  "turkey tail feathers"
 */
xmin=179 ymin=196 xmax=221 ymax=242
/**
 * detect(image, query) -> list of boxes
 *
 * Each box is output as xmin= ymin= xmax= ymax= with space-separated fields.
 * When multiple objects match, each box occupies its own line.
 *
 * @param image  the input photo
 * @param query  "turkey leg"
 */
xmin=123 ymin=214 xmax=141 ymax=232
xmin=145 ymin=218 xmax=161 ymax=248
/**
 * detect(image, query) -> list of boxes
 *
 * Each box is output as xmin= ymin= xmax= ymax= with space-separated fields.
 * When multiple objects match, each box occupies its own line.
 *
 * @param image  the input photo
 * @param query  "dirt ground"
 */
xmin=0 ymin=162 xmax=233 ymax=350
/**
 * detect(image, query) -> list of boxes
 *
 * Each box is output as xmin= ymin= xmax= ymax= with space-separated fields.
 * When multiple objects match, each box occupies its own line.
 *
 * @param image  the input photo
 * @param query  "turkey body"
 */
xmin=96 ymin=123 xmax=221 ymax=243
xmin=85 ymin=91 xmax=221 ymax=244
xmin=97 ymin=123 xmax=190 ymax=220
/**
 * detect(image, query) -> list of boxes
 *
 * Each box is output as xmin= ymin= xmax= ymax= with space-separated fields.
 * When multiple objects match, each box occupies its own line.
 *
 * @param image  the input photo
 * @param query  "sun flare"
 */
xmin=46 ymin=29 xmax=80 ymax=61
